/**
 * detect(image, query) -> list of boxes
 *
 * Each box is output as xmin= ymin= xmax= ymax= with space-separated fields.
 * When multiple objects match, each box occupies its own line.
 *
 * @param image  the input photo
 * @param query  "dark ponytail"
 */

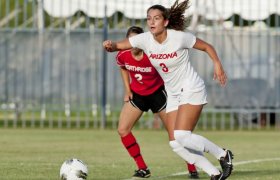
xmin=168 ymin=0 xmax=190 ymax=31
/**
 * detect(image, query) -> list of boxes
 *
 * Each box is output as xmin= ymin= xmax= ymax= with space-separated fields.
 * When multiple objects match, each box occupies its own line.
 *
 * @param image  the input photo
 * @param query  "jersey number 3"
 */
xmin=160 ymin=63 xmax=169 ymax=72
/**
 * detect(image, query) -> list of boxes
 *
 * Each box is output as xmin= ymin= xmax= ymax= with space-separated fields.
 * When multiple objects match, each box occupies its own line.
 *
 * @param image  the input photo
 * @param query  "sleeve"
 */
xmin=128 ymin=33 xmax=147 ymax=51
xmin=181 ymin=31 xmax=196 ymax=49
xmin=116 ymin=51 xmax=125 ymax=67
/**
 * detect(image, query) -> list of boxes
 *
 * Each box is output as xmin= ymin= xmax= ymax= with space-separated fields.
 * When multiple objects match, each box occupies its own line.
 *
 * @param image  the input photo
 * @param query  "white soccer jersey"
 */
xmin=129 ymin=29 xmax=205 ymax=95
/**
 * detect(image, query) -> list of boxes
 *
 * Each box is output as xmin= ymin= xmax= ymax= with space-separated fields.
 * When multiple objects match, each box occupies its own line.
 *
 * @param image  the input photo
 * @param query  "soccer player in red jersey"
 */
xmin=117 ymin=26 xmax=199 ymax=179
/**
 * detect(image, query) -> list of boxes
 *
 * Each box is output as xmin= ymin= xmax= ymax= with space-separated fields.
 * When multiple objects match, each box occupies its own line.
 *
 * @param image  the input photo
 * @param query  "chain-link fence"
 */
xmin=0 ymin=0 xmax=279 ymax=129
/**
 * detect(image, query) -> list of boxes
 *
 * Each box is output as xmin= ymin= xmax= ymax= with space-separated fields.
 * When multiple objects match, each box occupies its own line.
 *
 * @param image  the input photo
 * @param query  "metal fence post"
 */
xmin=101 ymin=4 xmax=108 ymax=129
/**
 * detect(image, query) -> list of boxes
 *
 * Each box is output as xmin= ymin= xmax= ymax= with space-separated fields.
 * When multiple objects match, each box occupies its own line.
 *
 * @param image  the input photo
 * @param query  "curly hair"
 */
xmin=147 ymin=0 xmax=190 ymax=31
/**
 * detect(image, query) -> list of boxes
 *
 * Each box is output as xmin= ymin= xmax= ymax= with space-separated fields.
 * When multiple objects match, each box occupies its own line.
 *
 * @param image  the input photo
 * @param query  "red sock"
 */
xmin=187 ymin=163 xmax=197 ymax=172
xmin=121 ymin=132 xmax=147 ymax=170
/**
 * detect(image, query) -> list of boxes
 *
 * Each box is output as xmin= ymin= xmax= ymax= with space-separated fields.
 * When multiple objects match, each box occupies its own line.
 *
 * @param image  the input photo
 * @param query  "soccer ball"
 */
xmin=59 ymin=158 xmax=88 ymax=180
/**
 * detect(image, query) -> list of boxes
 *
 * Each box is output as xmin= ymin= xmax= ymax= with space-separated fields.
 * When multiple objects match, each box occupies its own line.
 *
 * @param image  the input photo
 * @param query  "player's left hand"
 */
xmin=213 ymin=62 xmax=227 ymax=86
xmin=123 ymin=91 xmax=133 ymax=102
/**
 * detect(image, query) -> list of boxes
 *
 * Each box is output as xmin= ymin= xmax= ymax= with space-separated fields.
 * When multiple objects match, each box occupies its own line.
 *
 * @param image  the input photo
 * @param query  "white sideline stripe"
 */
xmin=123 ymin=157 xmax=280 ymax=180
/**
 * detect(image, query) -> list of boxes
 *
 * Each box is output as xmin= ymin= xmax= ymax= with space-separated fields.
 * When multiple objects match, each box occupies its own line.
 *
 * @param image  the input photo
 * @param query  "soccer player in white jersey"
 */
xmin=117 ymin=26 xmax=199 ymax=179
xmin=103 ymin=1 xmax=234 ymax=179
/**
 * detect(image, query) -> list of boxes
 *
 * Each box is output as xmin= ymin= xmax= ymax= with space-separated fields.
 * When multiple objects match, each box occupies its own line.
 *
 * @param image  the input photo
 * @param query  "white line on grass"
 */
xmin=123 ymin=157 xmax=280 ymax=180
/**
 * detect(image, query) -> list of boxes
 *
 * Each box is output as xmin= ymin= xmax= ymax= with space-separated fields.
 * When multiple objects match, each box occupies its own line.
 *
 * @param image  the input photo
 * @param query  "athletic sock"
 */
xmin=121 ymin=132 xmax=147 ymax=170
xmin=169 ymin=140 xmax=220 ymax=176
xmin=193 ymin=153 xmax=221 ymax=176
xmin=169 ymin=140 xmax=195 ymax=164
xmin=174 ymin=130 xmax=225 ymax=159
xmin=192 ymin=133 xmax=226 ymax=159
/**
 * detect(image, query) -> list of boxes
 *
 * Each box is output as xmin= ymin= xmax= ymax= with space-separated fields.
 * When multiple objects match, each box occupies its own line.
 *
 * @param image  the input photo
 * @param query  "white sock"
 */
xmin=169 ymin=140 xmax=220 ymax=176
xmin=169 ymin=140 xmax=195 ymax=164
xmin=174 ymin=130 xmax=226 ymax=159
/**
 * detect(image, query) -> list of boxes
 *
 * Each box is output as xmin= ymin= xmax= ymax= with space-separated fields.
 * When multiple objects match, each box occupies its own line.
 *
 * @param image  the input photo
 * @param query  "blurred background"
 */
xmin=0 ymin=0 xmax=279 ymax=130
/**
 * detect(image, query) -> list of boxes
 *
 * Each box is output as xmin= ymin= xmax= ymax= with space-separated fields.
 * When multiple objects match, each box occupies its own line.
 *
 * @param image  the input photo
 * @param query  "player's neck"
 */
xmin=131 ymin=49 xmax=143 ymax=61
xmin=153 ymin=30 xmax=167 ymax=44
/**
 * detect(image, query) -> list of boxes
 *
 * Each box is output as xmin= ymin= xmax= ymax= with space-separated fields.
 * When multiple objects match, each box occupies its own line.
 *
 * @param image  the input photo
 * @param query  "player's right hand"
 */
xmin=103 ymin=40 xmax=114 ymax=52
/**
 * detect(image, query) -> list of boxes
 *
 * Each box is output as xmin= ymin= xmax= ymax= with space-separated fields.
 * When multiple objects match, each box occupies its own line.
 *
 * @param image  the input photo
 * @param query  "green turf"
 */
xmin=0 ymin=129 xmax=279 ymax=180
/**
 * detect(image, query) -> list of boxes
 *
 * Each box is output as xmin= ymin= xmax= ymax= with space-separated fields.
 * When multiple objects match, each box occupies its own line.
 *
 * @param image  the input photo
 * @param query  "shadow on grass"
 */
xmin=146 ymin=169 xmax=280 ymax=180
xmin=232 ymin=169 xmax=280 ymax=178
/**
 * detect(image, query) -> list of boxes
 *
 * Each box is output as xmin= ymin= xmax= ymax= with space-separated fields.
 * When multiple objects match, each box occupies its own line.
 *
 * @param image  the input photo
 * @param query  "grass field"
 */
xmin=0 ymin=129 xmax=279 ymax=180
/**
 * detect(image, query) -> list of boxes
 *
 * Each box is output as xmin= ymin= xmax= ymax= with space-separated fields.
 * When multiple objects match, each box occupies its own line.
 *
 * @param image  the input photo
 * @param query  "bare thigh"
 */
xmin=162 ymin=110 xmax=178 ymax=140
xmin=158 ymin=110 xmax=176 ymax=141
xmin=175 ymin=104 xmax=203 ymax=131
xmin=118 ymin=102 xmax=143 ymax=137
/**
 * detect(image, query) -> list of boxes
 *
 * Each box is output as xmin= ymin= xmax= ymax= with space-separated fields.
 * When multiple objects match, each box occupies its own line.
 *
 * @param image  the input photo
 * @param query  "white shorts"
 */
xmin=166 ymin=88 xmax=208 ymax=113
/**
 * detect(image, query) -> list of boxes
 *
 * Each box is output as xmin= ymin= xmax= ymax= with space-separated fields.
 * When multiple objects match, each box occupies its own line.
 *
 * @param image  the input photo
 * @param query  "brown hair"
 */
xmin=126 ymin=26 xmax=144 ymax=38
xmin=147 ymin=0 xmax=190 ymax=31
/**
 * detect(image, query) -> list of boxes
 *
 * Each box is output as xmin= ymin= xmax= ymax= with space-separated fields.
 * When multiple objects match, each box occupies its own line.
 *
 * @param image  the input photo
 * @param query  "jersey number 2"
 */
xmin=135 ymin=74 xmax=143 ymax=84
xmin=160 ymin=63 xmax=169 ymax=72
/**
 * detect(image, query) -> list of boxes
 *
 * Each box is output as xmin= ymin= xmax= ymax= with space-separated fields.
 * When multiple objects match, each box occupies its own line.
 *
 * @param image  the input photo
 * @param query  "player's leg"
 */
xmin=174 ymin=88 xmax=233 ymax=178
xmin=174 ymin=103 xmax=233 ymax=178
xmin=157 ymin=90 xmax=201 ymax=178
xmin=118 ymin=102 xmax=151 ymax=178
xmin=158 ymin=110 xmax=199 ymax=179
xmin=118 ymin=101 xmax=142 ymax=137
xmin=168 ymin=110 xmax=221 ymax=177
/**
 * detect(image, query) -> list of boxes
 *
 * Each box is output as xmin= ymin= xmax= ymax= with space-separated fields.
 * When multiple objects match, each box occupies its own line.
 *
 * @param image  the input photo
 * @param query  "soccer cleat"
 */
xmin=132 ymin=168 xmax=151 ymax=179
xmin=189 ymin=171 xmax=199 ymax=179
xmin=210 ymin=172 xmax=224 ymax=180
xmin=219 ymin=149 xmax=234 ymax=179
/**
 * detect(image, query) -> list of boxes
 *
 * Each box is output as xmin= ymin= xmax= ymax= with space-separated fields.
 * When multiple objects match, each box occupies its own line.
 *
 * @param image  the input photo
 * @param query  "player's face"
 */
xmin=147 ymin=9 xmax=168 ymax=36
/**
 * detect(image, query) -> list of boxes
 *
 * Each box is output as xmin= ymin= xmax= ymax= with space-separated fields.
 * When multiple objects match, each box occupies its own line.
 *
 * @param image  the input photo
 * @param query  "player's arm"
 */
xmin=119 ymin=67 xmax=133 ymax=102
xmin=193 ymin=38 xmax=227 ymax=86
xmin=103 ymin=38 xmax=132 ymax=52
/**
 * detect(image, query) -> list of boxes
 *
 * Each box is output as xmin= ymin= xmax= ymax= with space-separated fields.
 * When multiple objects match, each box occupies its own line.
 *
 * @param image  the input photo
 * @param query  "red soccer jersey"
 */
xmin=116 ymin=50 xmax=164 ymax=96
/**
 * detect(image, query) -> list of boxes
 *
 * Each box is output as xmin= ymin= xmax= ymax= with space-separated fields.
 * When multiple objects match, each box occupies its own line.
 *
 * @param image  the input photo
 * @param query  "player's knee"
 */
xmin=174 ymin=130 xmax=191 ymax=145
xmin=174 ymin=130 xmax=204 ymax=152
xmin=169 ymin=140 xmax=181 ymax=149
xmin=117 ymin=126 xmax=130 ymax=137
